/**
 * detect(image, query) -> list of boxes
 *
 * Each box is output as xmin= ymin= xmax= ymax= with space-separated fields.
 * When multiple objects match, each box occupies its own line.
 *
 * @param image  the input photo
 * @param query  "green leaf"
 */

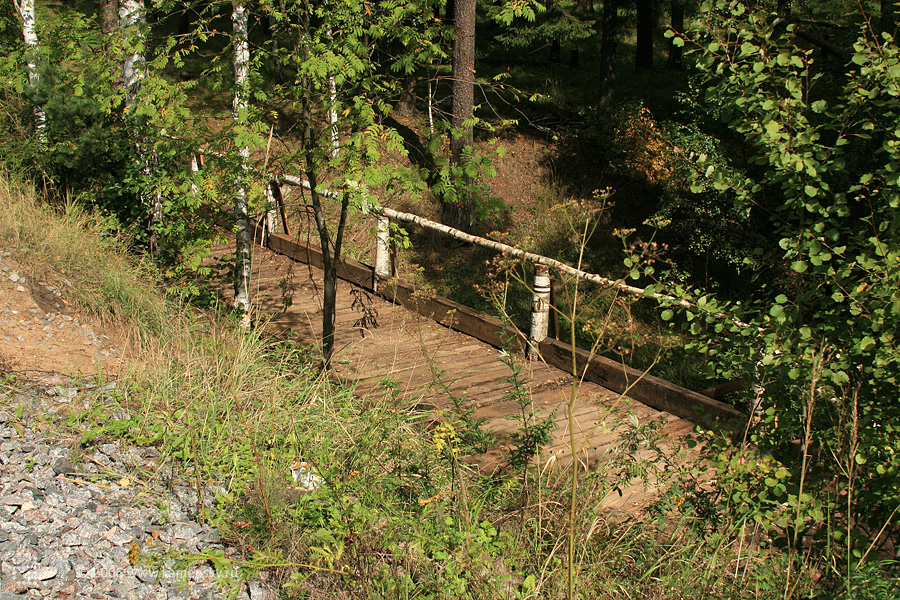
xmin=740 ymin=41 xmax=759 ymax=56
xmin=661 ymin=309 xmax=674 ymax=321
xmin=791 ymin=261 xmax=808 ymax=273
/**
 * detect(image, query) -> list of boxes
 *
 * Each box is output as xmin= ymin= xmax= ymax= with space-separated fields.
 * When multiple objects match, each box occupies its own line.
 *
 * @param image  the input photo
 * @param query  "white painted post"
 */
xmin=528 ymin=264 xmax=551 ymax=360
xmin=264 ymin=181 xmax=279 ymax=244
xmin=374 ymin=215 xmax=392 ymax=291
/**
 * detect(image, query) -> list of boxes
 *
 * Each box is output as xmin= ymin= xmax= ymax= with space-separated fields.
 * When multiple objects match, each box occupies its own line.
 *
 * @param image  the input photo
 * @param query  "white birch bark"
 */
xmin=427 ymin=76 xmax=434 ymax=135
xmin=119 ymin=0 xmax=163 ymax=254
xmin=119 ymin=0 xmax=146 ymax=106
xmin=374 ymin=215 xmax=392 ymax=291
xmin=14 ymin=0 xmax=47 ymax=147
xmin=325 ymin=8 xmax=339 ymax=157
xmin=327 ymin=71 xmax=339 ymax=157
xmin=232 ymin=0 xmax=252 ymax=325
xmin=264 ymin=181 xmax=279 ymax=245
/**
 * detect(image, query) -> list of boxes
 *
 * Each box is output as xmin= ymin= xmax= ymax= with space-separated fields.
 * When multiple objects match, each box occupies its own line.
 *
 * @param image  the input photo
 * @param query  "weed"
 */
xmin=500 ymin=349 xmax=555 ymax=473
xmin=349 ymin=288 xmax=378 ymax=333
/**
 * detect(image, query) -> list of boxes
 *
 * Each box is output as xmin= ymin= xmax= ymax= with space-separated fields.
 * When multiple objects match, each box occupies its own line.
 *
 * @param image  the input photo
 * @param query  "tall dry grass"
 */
xmin=0 ymin=173 xmax=167 ymax=337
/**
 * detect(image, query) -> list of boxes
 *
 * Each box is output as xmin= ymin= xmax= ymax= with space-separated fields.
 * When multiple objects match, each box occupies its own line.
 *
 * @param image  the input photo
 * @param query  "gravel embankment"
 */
xmin=0 ymin=378 xmax=273 ymax=600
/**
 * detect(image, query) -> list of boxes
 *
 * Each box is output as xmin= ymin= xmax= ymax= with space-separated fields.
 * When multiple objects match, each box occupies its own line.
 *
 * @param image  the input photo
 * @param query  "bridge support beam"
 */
xmin=528 ymin=264 xmax=551 ymax=360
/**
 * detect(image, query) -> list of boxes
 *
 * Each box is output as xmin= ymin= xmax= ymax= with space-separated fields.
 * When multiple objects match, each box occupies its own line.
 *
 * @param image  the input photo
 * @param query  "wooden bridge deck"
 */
xmin=209 ymin=239 xmax=696 ymax=511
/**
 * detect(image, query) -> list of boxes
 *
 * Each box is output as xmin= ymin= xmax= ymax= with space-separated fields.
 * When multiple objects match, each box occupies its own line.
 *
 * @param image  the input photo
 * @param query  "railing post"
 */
xmin=263 ymin=180 xmax=279 ymax=245
xmin=189 ymin=153 xmax=202 ymax=198
xmin=528 ymin=264 xmax=551 ymax=360
xmin=374 ymin=214 xmax=392 ymax=291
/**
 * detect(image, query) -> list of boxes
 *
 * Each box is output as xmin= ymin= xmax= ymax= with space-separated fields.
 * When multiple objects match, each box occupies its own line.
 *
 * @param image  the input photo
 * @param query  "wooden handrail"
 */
xmin=275 ymin=175 xmax=747 ymax=327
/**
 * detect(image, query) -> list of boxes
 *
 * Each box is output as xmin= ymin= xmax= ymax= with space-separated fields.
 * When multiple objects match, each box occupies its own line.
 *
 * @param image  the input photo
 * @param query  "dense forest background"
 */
xmin=1 ymin=0 xmax=900 ymax=597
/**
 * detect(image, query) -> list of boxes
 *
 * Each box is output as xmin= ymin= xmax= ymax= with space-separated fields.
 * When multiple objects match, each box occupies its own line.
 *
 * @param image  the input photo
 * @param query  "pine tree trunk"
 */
xmin=550 ymin=39 xmax=561 ymax=63
xmin=635 ymin=0 xmax=654 ymax=70
xmin=269 ymin=12 xmax=283 ymax=82
xmin=397 ymin=73 xmax=417 ymax=115
xmin=177 ymin=6 xmax=191 ymax=36
xmin=444 ymin=0 xmax=476 ymax=231
xmin=99 ymin=0 xmax=118 ymax=35
xmin=232 ymin=0 xmax=252 ymax=325
xmin=16 ymin=0 xmax=46 ymax=147
xmin=598 ymin=0 xmax=618 ymax=118
xmin=666 ymin=0 xmax=684 ymax=70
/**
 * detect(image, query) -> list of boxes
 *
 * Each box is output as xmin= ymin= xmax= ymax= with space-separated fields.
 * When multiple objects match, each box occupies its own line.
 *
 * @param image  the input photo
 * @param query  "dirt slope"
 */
xmin=0 ymin=252 xmax=124 ymax=378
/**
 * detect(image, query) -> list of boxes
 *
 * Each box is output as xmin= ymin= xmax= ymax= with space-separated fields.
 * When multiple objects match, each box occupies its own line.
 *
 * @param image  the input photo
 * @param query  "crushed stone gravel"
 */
xmin=0 ymin=379 xmax=276 ymax=600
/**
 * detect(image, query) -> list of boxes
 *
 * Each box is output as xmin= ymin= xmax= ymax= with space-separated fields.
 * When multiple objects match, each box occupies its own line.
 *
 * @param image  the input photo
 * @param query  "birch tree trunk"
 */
xmin=15 ymin=0 xmax=47 ymax=147
xmin=119 ymin=0 xmax=164 ymax=254
xmin=119 ymin=0 xmax=145 ymax=106
xmin=325 ymin=5 xmax=339 ymax=158
xmin=327 ymin=71 xmax=339 ymax=157
xmin=232 ymin=0 xmax=252 ymax=325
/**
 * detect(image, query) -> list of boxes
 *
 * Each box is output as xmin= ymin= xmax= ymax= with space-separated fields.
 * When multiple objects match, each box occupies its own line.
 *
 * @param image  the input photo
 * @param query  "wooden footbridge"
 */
xmin=209 ymin=191 xmax=744 ymax=511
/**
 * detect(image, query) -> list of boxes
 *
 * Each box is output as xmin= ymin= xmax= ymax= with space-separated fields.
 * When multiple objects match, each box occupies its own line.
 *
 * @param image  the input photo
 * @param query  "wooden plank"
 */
xmin=348 ymin=338 xmax=489 ymax=376
xmin=345 ymin=340 xmax=487 ymax=382
xmin=537 ymin=338 xmax=745 ymax=426
xmin=377 ymin=279 xmax=527 ymax=353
